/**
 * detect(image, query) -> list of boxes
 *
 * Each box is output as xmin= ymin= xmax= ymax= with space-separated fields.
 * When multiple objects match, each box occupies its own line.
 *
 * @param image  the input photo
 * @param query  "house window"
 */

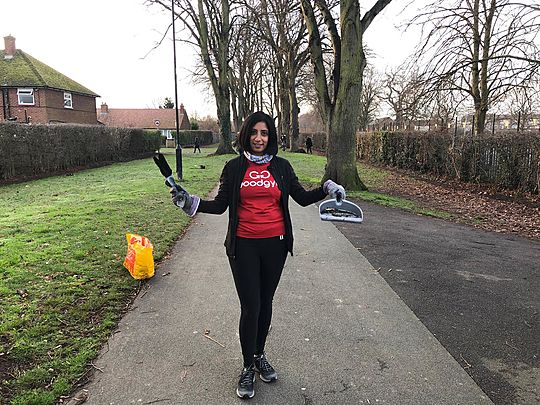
xmin=17 ymin=88 xmax=34 ymax=105
xmin=63 ymin=92 xmax=73 ymax=109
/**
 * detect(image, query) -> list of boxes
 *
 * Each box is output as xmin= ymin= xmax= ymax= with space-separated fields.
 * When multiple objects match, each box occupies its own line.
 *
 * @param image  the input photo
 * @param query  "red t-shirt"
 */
xmin=237 ymin=161 xmax=285 ymax=238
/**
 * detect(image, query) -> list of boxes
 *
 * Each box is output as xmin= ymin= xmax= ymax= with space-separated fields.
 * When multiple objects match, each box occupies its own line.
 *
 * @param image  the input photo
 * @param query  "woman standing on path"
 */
xmin=170 ymin=111 xmax=345 ymax=399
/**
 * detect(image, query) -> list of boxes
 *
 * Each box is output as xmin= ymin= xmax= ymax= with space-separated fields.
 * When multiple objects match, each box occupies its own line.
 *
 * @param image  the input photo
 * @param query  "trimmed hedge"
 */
xmin=176 ymin=130 xmax=214 ymax=146
xmin=0 ymin=123 xmax=161 ymax=182
xmin=357 ymin=131 xmax=540 ymax=194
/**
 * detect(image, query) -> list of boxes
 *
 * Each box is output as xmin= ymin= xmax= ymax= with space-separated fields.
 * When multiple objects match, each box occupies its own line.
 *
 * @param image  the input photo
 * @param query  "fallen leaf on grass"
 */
xmin=16 ymin=289 xmax=28 ymax=298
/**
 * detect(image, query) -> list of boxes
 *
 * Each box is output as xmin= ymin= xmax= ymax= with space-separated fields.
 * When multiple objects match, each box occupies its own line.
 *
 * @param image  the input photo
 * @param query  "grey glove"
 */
xmin=170 ymin=186 xmax=200 ymax=217
xmin=323 ymin=179 xmax=346 ymax=201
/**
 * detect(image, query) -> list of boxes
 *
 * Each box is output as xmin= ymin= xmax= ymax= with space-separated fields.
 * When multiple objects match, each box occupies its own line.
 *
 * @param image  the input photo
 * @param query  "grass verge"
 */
xmin=0 ymin=148 xmax=232 ymax=404
xmin=289 ymin=151 xmax=451 ymax=219
xmin=1 ymin=148 xmax=448 ymax=404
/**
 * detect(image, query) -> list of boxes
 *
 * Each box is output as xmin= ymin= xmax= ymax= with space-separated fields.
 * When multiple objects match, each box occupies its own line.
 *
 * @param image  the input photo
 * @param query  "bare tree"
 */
xmin=409 ymin=0 xmax=540 ymax=134
xmin=300 ymin=0 xmax=392 ymax=190
xmin=229 ymin=12 xmax=270 ymax=131
xmin=358 ymin=66 xmax=381 ymax=131
xmin=504 ymin=82 xmax=540 ymax=130
xmin=381 ymin=66 xmax=427 ymax=129
xmin=298 ymin=107 xmax=325 ymax=133
xmin=240 ymin=0 xmax=310 ymax=150
xmin=296 ymin=41 xmax=336 ymax=127
xmin=147 ymin=0 xmax=236 ymax=154
xmin=191 ymin=112 xmax=221 ymax=133
xmin=427 ymin=85 xmax=466 ymax=131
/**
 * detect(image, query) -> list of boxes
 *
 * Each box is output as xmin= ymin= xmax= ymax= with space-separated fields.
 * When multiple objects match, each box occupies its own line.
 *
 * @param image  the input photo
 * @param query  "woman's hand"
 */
xmin=323 ymin=180 xmax=346 ymax=201
xmin=170 ymin=186 xmax=200 ymax=217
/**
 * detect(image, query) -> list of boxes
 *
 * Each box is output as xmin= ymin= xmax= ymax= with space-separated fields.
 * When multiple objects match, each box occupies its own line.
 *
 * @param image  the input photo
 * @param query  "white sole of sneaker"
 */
xmin=236 ymin=389 xmax=255 ymax=399
xmin=259 ymin=375 xmax=277 ymax=383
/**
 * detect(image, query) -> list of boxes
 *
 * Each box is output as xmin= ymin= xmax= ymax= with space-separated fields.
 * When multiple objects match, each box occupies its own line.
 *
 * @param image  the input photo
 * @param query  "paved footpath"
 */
xmin=82 ymin=201 xmax=492 ymax=405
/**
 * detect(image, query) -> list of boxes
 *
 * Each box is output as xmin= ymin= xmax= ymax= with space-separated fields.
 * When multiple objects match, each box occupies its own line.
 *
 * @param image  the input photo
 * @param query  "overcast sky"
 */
xmin=3 ymin=0 xmax=421 ymax=118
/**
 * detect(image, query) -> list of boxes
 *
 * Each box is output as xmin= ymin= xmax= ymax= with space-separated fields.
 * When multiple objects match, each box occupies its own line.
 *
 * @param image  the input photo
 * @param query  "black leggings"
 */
xmin=228 ymin=236 xmax=288 ymax=367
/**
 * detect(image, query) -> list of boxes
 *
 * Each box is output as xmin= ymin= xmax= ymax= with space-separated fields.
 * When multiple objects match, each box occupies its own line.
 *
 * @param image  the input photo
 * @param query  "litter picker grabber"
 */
xmin=319 ymin=191 xmax=364 ymax=223
xmin=153 ymin=152 xmax=189 ymax=208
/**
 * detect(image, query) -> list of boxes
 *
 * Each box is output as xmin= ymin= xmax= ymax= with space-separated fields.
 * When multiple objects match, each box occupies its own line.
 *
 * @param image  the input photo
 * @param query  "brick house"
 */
xmin=0 ymin=35 xmax=99 ymax=125
xmin=97 ymin=102 xmax=191 ymax=141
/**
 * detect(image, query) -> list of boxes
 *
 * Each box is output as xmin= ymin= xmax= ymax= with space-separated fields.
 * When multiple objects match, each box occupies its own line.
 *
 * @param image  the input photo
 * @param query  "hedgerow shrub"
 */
xmin=357 ymin=131 xmax=540 ymax=194
xmin=0 ymin=123 xmax=160 ymax=182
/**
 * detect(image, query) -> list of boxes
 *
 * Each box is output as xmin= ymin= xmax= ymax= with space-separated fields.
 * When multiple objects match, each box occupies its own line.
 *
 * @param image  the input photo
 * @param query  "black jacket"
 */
xmin=198 ymin=154 xmax=326 ymax=258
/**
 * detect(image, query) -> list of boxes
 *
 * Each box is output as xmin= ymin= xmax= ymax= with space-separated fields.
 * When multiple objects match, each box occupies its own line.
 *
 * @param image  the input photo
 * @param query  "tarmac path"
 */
xmin=335 ymin=200 xmax=540 ymax=405
xmin=82 ymin=201 xmax=492 ymax=405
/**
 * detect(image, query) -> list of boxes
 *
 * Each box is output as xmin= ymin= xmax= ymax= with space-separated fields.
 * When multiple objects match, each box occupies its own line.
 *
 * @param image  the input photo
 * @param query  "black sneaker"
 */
xmin=236 ymin=364 xmax=256 ymax=399
xmin=254 ymin=353 xmax=278 ymax=382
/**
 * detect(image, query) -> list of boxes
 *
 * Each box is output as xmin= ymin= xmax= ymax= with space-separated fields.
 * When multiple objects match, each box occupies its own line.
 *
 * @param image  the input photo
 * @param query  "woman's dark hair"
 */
xmin=236 ymin=111 xmax=278 ymax=155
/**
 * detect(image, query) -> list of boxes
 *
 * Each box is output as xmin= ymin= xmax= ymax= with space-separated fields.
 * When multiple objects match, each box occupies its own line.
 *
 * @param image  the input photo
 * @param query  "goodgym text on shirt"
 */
xmin=241 ymin=170 xmax=277 ymax=189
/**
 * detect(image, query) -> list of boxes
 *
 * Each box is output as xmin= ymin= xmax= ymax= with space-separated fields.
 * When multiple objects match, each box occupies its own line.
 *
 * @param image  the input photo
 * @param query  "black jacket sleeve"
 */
xmin=286 ymin=160 xmax=326 ymax=206
xmin=197 ymin=162 xmax=231 ymax=214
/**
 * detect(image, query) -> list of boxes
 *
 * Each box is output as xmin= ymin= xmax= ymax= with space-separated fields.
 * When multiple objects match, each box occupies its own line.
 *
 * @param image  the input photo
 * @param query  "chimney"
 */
xmin=100 ymin=102 xmax=109 ymax=113
xmin=179 ymin=103 xmax=185 ymax=114
xmin=4 ymin=35 xmax=16 ymax=59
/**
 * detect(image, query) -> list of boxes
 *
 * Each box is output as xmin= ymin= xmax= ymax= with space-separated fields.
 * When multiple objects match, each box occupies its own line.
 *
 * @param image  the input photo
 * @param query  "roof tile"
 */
xmin=0 ymin=49 xmax=98 ymax=96
xmin=97 ymin=108 xmax=189 ymax=130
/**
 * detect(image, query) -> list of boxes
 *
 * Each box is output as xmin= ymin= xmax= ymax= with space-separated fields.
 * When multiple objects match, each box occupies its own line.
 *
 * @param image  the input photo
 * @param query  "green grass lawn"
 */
xmin=293 ymin=152 xmax=450 ymax=219
xmin=0 ymin=148 xmax=232 ymax=404
xmin=0 ymin=147 xmax=444 ymax=404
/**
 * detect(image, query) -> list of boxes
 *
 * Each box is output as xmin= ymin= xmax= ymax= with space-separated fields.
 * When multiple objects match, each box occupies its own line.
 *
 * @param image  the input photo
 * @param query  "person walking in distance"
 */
xmin=169 ymin=111 xmax=345 ymax=399
xmin=305 ymin=136 xmax=313 ymax=154
xmin=193 ymin=136 xmax=201 ymax=153
xmin=280 ymin=134 xmax=287 ymax=151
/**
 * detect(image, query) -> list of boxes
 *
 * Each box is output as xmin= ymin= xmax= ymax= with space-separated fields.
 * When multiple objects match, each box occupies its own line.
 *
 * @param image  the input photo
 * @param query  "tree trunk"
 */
xmin=301 ymin=0 xmax=391 ymax=190
xmin=287 ymin=65 xmax=300 ymax=152
xmin=216 ymin=92 xmax=233 ymax=154
xmin=322 ymin=0 xmax=367 ymax=190
xmin=273 ymin=69 xmax=281 ymax=131
xmin=475 ymin=107 xmax=487 ymax=134
xmin=231 ymin=92 xmax=240 ymax=132
xmin=289 ymin=86 xmax=300 ymax=151
xmin=194 ymin=0 xmax=234 ymax=155
xmin=279 ymin=71 xmax=291 ymax=143
xmin=395 ymin=109 xmax=404 ymax=129
xmin=214 ymin=0 xmax=235 ymax=155
xmin=476 ymin=0 xmax=496 ymax=135
xmin=325 ymin=90 xmax=367 ymax=190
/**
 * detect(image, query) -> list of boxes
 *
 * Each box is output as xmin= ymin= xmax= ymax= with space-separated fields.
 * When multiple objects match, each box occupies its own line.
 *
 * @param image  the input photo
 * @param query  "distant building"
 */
xmin=0 ymin=35 xmax=99 ymax=125
xmin=490 ymin=113 xmax=540 ymax=131
xmin=97 ymin=102 xmax=191 ymax=139
xmin=371 ymin=117 xmax=395 ymax=130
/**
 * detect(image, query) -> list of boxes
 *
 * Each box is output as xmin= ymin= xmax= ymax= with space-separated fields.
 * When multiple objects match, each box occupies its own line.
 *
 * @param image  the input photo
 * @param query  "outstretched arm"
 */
xmin=287 ymin=162 xmax=327 ymax=206
xmin=196 ymin=164 xmax=231 ymax=215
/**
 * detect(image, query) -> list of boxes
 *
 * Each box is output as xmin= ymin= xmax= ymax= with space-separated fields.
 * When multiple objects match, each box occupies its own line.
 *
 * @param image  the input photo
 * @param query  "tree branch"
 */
xmin=361 ymin=0 xmax=393 ymax=34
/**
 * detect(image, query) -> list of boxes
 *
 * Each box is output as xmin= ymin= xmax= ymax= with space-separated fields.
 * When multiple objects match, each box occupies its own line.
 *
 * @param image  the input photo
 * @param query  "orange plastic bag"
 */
xmin=123 ymin=233 xmax=155 ymax=280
